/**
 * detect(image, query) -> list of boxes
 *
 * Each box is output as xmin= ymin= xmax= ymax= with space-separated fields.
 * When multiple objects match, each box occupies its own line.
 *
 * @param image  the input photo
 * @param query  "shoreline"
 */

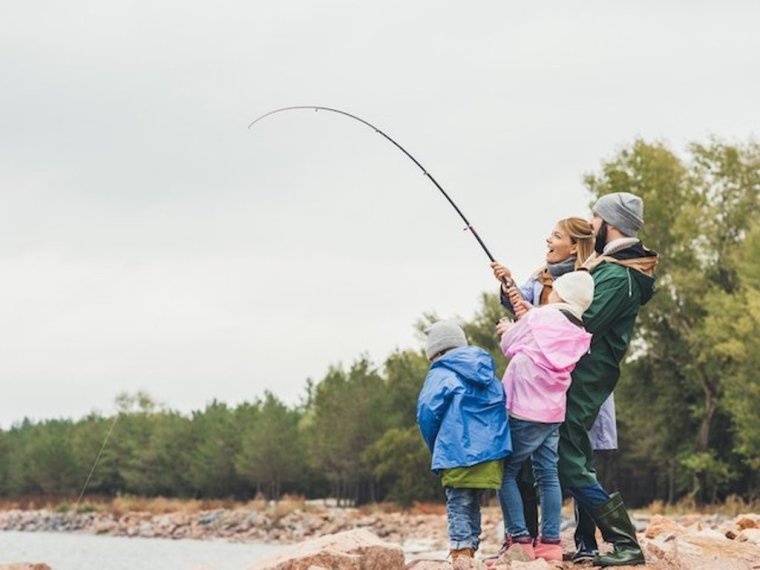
xmin=0 ymin=502 xmax=741 ymax=550
xmin=3 ymin=505 xmax=760 ymax=568
xmin=0 ymin=503 xmax=457 ymax=556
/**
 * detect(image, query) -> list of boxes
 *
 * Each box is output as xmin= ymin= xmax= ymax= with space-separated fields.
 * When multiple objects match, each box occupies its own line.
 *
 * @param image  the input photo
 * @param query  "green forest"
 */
xmin=1 ymin=138 xmax=759 ymax=508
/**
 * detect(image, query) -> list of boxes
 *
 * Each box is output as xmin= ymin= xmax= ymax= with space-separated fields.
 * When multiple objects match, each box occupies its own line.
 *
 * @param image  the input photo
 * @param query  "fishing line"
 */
xmin=248 ymin=106 xmax=511 ymax=287
xmin=74 ymin=412 xmax=120 ymax=508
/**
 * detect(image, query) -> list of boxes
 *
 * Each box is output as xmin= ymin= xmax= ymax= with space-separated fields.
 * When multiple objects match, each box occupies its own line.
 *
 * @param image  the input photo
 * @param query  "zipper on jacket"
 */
xmin=627 ymin=268 xmax=632 ymax=297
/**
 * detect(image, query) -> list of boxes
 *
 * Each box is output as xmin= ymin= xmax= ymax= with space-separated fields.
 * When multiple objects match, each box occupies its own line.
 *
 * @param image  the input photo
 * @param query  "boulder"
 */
xmin=644 ymin=514 xmax=686 ymax=539
xmin=735 ymin=515 xmax=760 ymax=530
xmin=643 ymin=525 xmax=760 ymax=570
xmin=249 ymin=528 xmax=405 ymax=570
xmin=736 ymin=528 xmax=760 ymax=546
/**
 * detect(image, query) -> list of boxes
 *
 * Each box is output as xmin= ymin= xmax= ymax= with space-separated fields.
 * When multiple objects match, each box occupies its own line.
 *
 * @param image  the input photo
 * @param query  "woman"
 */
xmin=492 ymin=217 xmax=595 ymax=312
xmin=490 ymin=217 xmax=615 ymax=561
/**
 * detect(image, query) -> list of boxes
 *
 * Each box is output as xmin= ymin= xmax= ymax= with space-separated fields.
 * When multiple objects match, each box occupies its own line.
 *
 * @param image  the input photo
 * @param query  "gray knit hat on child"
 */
xmin=425 ymin=320 xmax=468 ymax=360
xmin=593 ymin=192 xmax=644 ymax=237
xmin=552 ymin=271 xmax=595 ymax=320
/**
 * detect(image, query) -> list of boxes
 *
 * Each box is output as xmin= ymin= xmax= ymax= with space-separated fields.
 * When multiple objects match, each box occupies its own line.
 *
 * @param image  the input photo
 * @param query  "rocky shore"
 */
xmin=2 ymin=504 xmax=760 ymax=568
xmin=0 ymin=503 xmax=454 ymax=549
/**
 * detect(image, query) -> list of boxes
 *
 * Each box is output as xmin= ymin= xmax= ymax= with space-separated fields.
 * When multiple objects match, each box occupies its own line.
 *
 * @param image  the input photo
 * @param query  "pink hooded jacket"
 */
xmin=501 ymin=306 xmax=592 ymax=423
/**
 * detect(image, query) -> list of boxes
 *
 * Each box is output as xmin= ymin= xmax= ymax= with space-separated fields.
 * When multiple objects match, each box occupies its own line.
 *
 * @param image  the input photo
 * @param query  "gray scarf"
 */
xmin=546 ymin=257 xmax=577 ymax=280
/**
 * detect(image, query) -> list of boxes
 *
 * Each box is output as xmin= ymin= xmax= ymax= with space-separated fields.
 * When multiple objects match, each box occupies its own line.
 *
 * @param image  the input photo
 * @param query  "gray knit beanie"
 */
xmin=424 ymin=320 xmax=467 ymax=360
xmin=593 ymin=192 xmax=644 ymax=237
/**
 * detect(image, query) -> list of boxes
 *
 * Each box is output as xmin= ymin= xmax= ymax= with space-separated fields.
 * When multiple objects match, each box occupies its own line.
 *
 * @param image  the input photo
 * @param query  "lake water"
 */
xmin=0 ymin=531 xmax=282 ymax=570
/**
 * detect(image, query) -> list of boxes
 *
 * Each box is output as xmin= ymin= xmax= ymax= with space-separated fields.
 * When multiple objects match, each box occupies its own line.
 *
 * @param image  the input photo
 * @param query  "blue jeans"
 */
xmin=445 ymin=487 xmax=483 ymax=551
xmin=499 ymin=418 xmax=562 ymax=540
xmin=567 ymin=481 xmax=611 ymax=512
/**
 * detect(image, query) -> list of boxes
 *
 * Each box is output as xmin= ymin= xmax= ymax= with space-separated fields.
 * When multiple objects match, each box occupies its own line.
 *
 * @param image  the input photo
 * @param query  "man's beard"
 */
xmin=594 ymin=221 xmax=609 ymax=254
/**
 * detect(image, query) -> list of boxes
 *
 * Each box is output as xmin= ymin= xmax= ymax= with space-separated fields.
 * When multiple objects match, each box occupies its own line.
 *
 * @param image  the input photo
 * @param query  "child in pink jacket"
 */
xmin=496 ymin=270 xmax=594 ymax=562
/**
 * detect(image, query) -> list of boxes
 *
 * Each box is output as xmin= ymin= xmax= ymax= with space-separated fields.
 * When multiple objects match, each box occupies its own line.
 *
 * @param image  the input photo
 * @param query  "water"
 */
xmin=0 ymin=531 xmax=282 ymax=570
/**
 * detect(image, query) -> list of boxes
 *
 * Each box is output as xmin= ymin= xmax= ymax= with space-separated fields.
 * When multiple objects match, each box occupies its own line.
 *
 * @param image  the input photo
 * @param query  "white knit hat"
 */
xmin=424 ymin=320 xmax=467 ymax=360
xmin=552 ymin=271 xmax=595 ymax=319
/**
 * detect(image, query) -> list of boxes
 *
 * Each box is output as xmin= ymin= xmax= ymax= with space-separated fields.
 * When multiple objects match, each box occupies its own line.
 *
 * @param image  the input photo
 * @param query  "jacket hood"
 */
xmin=431 ymin=346 xmax=495 ymax=387
xmin=628 ymin=266 xmax=656 ymax=304
xmin=585 ymin=241 xmax=658 ymax=305
xmin=502 ymin=307 xmax=592 ymax=372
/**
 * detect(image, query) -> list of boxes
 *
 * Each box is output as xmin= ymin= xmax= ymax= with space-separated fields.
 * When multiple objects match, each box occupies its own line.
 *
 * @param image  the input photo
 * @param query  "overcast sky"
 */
xmin=1 ymin=1 xmax=758 ymax=427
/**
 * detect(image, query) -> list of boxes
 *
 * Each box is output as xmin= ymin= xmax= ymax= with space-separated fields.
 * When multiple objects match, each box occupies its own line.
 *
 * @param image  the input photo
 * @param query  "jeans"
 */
xmin=566 ymin=481 xmax=611 ymax=512
xmin=445 ymin=487 xmax=483 ymax=551
xmin=499 ymin=418 xmax=562 ymax=540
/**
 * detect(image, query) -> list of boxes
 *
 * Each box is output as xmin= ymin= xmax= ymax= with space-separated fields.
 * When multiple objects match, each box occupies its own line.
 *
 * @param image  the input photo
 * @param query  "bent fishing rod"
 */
xmin=76 ymin=110 xmax=508 ymax=501
xmin=248 ymin=106 xmax=511 ymax=287
xmin=74 ymin=108 xmax=509 ymax=503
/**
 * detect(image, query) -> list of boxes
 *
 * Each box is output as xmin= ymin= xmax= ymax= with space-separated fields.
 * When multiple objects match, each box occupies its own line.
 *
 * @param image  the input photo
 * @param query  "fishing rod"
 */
xmin=248 ymin=106 xmax=510 ymax=287
xmin=73 ymin=109 xmax=510 ymax=503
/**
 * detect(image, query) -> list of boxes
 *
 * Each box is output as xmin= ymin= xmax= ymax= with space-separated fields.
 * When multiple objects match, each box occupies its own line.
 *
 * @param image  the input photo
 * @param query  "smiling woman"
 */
xmin=491 ymin=217 xmax=594 ymax=309
xmin=546 ymin=218 xmax=595 ymax=268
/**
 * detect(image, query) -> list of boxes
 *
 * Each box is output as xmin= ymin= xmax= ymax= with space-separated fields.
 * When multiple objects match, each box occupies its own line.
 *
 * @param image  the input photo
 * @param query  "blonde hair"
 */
xmin=556 ymin=217 xmax=595 ymax=269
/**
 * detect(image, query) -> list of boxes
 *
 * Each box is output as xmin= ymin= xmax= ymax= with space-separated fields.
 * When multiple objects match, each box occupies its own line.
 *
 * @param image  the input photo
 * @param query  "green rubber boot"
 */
xmin=591 ymin=493 xmax=645 ymax=567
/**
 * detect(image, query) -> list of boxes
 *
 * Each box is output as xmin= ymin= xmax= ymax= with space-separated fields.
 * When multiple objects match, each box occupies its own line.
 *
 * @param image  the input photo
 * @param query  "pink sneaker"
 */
xmin=511 ymin=540 xmax=535 ymax=560
xmin=534 ymin=539 xmax=562 ymax=562
xmin=484 ymin=538 xmax=511 ymax=567
xmin=507 ymin=536 xmax=536 ymax=560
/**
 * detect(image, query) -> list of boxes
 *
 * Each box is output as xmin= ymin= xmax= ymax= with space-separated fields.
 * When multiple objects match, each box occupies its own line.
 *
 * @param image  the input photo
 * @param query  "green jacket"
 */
xmin=559 ymin=242 xmax=657 ymax=487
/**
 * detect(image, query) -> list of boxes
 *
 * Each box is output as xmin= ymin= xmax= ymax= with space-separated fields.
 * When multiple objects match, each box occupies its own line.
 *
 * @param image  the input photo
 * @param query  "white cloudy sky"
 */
xmin=1 ymin=1 xmax=758 ymax=426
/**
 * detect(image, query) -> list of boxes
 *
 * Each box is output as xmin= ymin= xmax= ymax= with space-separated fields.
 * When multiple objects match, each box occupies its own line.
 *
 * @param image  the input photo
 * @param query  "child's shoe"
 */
xmin=511 ymin=536 xmax=535 ymax=560
xmin=449 ymin=547 xmax=475 ymax=560
xmin=571 ymin=544 xmax=599 ymax=562
xmin=497 ymin=536 xmax=512 ymax=555
xmin=483 ymin=537 xmax=510 ymax=567
xmin=534 ymin=538 xmax=562 ymax=562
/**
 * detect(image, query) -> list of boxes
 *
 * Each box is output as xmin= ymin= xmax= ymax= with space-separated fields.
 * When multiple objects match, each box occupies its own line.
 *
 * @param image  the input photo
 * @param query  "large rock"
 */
xmin=736 ymin=527 xmax=760 ymax=546
xmin=643 ymin=526 xmax=760 ymax=570
xmin=735 ymin=515 xmax=760 ymax=530
xmin=644 ymin=514 xmax=686 ymax=539
xmin=249 ymin=528 xmax=405 ymax=570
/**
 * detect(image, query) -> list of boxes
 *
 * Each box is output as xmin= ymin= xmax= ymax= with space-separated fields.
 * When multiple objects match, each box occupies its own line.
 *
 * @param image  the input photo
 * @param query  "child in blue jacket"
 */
xmin=417 ymin=320 xmax=512 ymax=561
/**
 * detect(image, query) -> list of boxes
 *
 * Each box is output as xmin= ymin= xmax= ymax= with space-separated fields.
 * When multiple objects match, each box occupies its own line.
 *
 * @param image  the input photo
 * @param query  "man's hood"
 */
xmin=585 ymin=241 xmax=658 ymax=305
xmin=431 ymin=346 xmax=495 ymax=387
xmin=608 ymin=241 xmax=659 ymax=273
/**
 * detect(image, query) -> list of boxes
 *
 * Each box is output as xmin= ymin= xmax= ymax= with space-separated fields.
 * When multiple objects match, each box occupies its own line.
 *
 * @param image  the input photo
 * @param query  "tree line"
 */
xmin=0 ymin=138 xmax=758 ymax=507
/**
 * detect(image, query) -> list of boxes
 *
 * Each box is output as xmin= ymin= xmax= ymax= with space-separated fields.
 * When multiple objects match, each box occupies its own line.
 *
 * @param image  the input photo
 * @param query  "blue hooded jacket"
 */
xmin=417 ymin=346 xmax=511 ymax=471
